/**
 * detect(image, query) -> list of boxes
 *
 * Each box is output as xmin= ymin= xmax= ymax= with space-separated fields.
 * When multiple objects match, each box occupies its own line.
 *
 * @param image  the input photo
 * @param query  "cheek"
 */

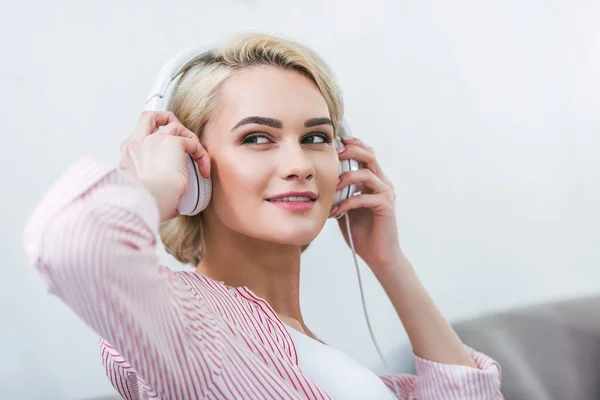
xmin=213 ymin=155 xmax=270 ymax=206
xmin=317 ymin=157 xmax=341 ymax=200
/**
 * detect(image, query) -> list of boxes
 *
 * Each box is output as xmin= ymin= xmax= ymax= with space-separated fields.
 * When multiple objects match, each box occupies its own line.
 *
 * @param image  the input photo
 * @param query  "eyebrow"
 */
xmin=304 ymin=117 xmax=333 ymax=128
xmin=232 ymin=116 xmax=282 ymax=131
xmin=231 ymin=116 xmax=333 ymax=131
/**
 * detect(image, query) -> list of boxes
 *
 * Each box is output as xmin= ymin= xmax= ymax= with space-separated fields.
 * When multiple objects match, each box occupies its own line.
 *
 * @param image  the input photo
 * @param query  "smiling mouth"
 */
xmin=267 ymin=196 xmax=316 ymax=203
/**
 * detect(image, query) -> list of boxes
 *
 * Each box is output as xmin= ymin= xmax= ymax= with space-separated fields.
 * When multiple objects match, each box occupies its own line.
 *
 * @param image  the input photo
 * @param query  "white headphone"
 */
xmin=144 ymin=44 xmax=361 ymax=216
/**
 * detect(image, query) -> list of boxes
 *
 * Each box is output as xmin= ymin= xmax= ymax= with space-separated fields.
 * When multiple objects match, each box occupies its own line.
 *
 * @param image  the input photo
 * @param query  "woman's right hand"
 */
xmin=119 ymin=111 xmax=211 ymax=222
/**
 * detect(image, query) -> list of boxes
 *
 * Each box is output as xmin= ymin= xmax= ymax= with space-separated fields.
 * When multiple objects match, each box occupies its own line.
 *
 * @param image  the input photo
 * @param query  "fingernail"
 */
xmin=337 ymin=146 xmax=345 ymax=153
xmin=329 ymin=206 xmax=339 ymax=216
xmin=342 ymin=136 xmax=355 ymax=141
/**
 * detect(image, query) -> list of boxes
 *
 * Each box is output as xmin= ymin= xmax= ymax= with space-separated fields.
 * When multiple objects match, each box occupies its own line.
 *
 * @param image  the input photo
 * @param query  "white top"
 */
xmin=285 ymin=325 xmax=397 ymax=400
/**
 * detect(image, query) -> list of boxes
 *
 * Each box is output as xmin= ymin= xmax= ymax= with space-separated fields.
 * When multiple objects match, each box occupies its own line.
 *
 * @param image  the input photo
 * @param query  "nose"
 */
xmin=279 ymin=142 xmax=314 ymax=182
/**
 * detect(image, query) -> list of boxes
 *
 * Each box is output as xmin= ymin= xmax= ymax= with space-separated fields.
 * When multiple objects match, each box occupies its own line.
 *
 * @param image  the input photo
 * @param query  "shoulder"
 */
xmin=160 ymin=266 xmax=241 ymax=303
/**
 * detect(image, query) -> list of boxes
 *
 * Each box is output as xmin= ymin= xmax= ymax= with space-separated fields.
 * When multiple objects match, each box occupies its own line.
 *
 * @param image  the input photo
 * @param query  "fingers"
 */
xmin=330 ymin=193 xmax=395 ymax=218
xmin=338 ymin=137 xmax=384 ymax=178
xmin=332 ymin=136 xmax=397 ymax=218
xmin=155 ymin=121 xmax=195 ymax=140
xmin=337 ymin=169 xmax=387 ymax=194
xmin=159 ymin=123 xmax=211 ymax=179
xmin=126 ymin=112 xmax=212 ymax=179
xmin=333 ymin=168 xmax=395 ymax=218
xmin=132 ymin=111 xmax=180 ymax=141
xmin=177 ymin=136 xmax=211 ymax=178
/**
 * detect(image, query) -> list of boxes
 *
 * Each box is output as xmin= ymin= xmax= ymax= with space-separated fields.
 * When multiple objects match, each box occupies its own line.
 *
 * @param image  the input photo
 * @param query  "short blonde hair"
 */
xmin=159 ymin=33 xmax=344 ymax=266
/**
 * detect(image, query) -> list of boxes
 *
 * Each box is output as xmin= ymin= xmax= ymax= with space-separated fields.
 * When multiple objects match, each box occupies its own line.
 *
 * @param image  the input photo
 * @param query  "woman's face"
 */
xmin=202 ymin=65 xmax=339 ymax=247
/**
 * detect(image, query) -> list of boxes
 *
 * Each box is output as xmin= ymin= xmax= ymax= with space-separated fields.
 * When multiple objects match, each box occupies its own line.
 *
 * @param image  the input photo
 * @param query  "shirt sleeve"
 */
xmin=379 ymin=345 xmax=503 ymax=399
xmin=23 ymin=156 xmax=223 ymax=399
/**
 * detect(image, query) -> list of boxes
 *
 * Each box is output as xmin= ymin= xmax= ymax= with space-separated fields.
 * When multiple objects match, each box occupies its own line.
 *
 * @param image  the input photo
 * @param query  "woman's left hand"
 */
xmin=330 ymin=136 xmax=403 ymax=271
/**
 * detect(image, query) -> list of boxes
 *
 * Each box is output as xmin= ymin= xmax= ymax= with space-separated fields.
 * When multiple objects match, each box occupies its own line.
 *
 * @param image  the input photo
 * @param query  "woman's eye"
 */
xmin=242 ymin=134 xmax=271 ymax=145
xmin=302 ymin=133 xmax=331 ymax=144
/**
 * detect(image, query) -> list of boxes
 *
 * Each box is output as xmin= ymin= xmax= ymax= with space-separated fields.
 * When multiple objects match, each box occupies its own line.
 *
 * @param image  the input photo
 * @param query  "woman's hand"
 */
xmin=119 ymin=111 xmax=211 ymax=222
xmin=330 ymin=136 xmax=402 ymax=271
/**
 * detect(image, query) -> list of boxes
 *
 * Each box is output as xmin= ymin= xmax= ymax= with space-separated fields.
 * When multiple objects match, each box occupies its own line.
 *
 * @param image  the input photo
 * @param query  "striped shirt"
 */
xmin=23 ymin=156 xmax=503 ymax=399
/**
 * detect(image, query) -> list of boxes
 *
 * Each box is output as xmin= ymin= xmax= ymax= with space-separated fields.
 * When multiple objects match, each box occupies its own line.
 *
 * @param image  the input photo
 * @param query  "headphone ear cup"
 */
xmin=177 ymin=154 xmax=212 ymax=216
xmin=333 ymin=158 xmax=360 ymax=207
xmin=145 ymin=47 xmax=216 ymax=217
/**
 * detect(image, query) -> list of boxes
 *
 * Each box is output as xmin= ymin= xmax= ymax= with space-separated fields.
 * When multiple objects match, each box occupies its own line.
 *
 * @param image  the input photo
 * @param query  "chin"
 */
xmin=271 ymin=223 xmax=322 ymax=246
xmin=255 ymin=212 xmax=327 ymax=247
xmin=268 ymin=234 xmax=318 ymax=248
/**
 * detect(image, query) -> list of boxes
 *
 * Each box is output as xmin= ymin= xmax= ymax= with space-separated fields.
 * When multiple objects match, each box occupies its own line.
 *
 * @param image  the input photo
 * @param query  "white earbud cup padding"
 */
xmin=196 ymin=175 xmax=212 ymax=213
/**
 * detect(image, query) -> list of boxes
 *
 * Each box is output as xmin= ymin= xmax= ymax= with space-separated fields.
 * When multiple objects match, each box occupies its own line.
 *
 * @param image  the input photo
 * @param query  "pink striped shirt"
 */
xmin=23 ymin=156 xmax=503 ymax=399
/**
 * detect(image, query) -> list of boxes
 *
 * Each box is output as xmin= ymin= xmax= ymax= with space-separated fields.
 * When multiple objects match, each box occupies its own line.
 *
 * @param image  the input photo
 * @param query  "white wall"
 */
xmin=1 ymin=0 xmax=599 ymax=398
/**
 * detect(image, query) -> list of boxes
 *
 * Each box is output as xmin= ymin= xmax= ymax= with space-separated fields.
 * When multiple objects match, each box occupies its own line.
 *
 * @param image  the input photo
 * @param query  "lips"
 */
xmin=266 ymin=191 xmax=318 ymax=212
xmin=266 ymin=192 xmax=318 ymax=202
xmin=268 ymin=196 xmax=315 ymax=202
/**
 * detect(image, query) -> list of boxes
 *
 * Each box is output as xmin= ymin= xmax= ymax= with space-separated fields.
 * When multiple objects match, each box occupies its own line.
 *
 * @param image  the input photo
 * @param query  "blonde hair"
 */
xmin=159 ymin=33 xmax=344 ymax=266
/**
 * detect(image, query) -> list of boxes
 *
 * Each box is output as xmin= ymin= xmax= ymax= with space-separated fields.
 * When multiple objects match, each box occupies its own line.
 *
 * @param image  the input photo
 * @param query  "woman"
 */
xmin=24 ymin=33 xmax=503 ymax=399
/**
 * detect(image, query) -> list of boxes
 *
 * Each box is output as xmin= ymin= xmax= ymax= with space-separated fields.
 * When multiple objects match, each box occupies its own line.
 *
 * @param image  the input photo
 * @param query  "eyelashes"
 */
xmin=301 ymin=132 xmax=332 ymax=145
xmin=241 ymin=132 xmax=333 ymax=146
xmin=241 ymin=134 xmax=270 ymax=145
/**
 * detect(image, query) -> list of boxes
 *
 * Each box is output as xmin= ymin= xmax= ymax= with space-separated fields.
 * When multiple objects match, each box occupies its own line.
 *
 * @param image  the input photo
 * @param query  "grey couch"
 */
xmin=453 ymin=296 xmax=600 ymax=400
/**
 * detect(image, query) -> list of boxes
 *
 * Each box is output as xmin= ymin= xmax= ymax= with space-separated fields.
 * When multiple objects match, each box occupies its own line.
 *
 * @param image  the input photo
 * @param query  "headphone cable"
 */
xmin=343 ymin=213 xmax=401 ymax=398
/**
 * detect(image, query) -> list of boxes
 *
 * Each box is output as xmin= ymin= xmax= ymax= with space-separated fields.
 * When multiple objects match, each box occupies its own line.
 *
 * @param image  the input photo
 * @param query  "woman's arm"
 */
xmin=374 ymin=252 xmax=476 ymax=367
xmin=332 ymin=136 xmax=503 ymax=398
xmin=23 ymin=156 xmax=222 ymax=398
xmin=373 ymin=252 xmax=503 ymax=399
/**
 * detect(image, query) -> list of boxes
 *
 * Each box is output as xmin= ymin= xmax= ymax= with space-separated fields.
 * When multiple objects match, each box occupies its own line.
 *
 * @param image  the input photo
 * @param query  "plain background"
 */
xmin=1 ymin=0 xmax=599 ymax=398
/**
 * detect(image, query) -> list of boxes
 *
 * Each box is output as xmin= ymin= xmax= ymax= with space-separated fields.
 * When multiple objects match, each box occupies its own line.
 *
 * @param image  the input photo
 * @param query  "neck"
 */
xmin=196 ymin=218 xmax=305 ymax=324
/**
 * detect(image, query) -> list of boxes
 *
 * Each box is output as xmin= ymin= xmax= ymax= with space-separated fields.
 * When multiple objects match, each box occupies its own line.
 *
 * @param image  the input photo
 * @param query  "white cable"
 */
xmin=343 ymin=213 xmax=401 ymax=398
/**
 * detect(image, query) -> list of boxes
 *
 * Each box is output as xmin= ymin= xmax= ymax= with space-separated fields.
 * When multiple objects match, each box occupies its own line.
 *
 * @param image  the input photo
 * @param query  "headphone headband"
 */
xmin=145 ymin=43 xmax=216 ymax=111
xmin=144 ymin=41 xmax=352 ymax=139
